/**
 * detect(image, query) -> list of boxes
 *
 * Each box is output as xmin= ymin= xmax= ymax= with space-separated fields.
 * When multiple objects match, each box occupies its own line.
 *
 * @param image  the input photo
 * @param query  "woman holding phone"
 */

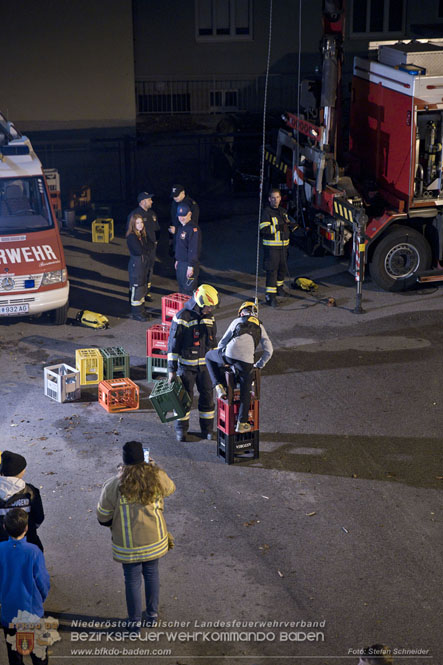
xmin=97 ymin=441 xmax=176 ymax=629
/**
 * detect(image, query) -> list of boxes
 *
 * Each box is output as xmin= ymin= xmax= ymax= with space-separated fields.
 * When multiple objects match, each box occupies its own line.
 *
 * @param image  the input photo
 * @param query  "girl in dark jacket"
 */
xmin=126 ymin=213 xmax=152 ymax=321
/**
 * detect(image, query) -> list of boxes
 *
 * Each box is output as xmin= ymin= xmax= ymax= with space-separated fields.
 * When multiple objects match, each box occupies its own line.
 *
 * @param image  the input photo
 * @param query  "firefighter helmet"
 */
xmin=194 ymin=284 xmax=219 ymax=308
xmin=238 ymin=301 xmax=258 ymax=316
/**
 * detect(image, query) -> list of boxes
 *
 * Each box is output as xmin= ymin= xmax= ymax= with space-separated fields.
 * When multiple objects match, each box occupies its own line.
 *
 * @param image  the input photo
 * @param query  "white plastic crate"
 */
xmin=44 ymin=363 xmax=81 ymax=403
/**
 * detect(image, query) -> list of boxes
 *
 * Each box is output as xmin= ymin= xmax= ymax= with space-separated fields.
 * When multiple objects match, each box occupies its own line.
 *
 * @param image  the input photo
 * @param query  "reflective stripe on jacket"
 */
xmin=260 ymin=206 xmax=291 ymax=247
xmin=97 ymin=470 xmax=176 ymax=563
xmin=167 ymin=298 xmax=216 ymax=371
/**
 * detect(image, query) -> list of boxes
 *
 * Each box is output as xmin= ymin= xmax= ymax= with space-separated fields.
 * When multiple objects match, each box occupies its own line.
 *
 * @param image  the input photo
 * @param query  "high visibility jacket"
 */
xmin=97 ymin=470 xmax=175 ymax=564
xmin=167 ymin=297 xmax=216 ymax=371
xmin=260 ymin=205 xmax=292 ymax=247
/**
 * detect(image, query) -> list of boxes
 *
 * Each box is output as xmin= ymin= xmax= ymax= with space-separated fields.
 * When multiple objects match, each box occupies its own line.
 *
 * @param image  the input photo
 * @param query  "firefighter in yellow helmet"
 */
xmin=167 ymin=284 xmax=219 ymax=442
xmin=205 ymin=300 xmax=273 ymax=433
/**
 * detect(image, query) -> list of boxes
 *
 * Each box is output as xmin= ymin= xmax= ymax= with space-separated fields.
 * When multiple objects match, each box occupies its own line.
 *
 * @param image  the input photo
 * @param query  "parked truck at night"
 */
xmin=266 ymin=1 xmax=443 ymax=291
xmin=0 ymin=113 xmax=69 ymax=323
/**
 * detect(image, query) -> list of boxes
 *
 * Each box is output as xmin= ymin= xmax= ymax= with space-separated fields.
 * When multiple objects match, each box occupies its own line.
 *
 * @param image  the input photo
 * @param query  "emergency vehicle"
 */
xmin=0 ymin=113 xmax=69 ymax=323
xmin=265 ymin=1 xmax=443 ymax=292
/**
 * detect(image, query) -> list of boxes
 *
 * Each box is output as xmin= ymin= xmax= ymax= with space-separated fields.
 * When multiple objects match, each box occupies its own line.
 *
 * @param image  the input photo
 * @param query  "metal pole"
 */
xmin=353 ymin=212 xmax=367 ymax=314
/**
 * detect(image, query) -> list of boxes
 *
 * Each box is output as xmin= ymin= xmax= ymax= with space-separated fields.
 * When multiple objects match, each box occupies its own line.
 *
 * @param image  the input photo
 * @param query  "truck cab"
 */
xmin=0 ymin=114 xmax=69 ymax=323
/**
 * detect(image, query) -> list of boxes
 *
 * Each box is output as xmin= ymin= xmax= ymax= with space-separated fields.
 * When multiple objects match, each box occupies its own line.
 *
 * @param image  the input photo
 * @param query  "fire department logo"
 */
xmin=16 ymin=632 xmax=34 ymax=655
xmin=1 ymin=276 xmax=14 ymax=290
xmin=7 ymin=611 xmax=61 ymax=660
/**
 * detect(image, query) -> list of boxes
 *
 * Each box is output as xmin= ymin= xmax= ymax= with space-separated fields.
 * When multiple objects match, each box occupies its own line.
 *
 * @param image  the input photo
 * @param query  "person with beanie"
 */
xmin=96 ymin=441 xmax=175 ymax=630
xmin=0 ymin=451 xmax=45 ymax=552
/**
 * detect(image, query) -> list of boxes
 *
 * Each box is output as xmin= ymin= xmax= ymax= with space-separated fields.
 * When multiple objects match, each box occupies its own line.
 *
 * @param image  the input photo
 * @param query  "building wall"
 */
xmin=133 ymin=0 xmax=323 ymax=79
xmin=0 ymin=0 xmax=136 ymax=133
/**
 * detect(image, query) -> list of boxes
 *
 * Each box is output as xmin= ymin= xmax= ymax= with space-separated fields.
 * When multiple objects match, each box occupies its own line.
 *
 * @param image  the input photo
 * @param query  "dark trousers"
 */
xmin=3 ymin=628 xmax=48 ymax=665
xmin=176 ymin=261 xmax=199 ymax=295
xmin=263 ymin=246 xmax=287 ymax=294
xmin=176 ymin=366 xmax=214 ymax=433
xmin=205 ymin=348 xmax=254 ymax=422
xmin=146 ymin=250 xmax=156 ymax=294
xmin=122 ymin=559 xmax=159 ymax=623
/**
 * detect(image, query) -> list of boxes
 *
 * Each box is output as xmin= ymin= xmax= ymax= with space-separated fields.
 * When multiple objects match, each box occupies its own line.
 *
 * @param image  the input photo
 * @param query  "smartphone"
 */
xmin=143 ymin=448 xmax=150 ymax=463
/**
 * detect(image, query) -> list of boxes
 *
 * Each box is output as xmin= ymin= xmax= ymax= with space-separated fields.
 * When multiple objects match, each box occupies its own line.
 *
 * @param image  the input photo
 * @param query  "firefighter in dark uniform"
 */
xmin=167 ymin=284 xmax=219 ymax=442
xmin=169 ymin=202 xmax=201 ymax=295
xmin=169 ymin=184 xmax=199 ymax=256
xmin=127 ymin=192 xmax=160 ymax=302
xmin=205 ymin=301 xmax=273 ymax=433
xmin=260 ymin=188 xmax=298 ymax=307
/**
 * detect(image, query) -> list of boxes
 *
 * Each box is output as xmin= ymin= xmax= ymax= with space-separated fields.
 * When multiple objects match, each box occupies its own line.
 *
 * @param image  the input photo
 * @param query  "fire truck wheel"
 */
xmin=369 ymin=225 xmax=431 ymax=292
xmin=52 ymin=301 xmax=69 ymax=325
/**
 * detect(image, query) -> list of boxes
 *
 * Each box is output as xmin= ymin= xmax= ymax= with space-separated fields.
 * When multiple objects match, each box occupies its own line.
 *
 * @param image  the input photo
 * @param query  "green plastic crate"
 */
xmin=149 ymin=376 xmax=191 ymax=423
xmin=146 ymin=356 xmax=168 ymax=382
xmin=100 ymin=346 xmax=130 ymax=380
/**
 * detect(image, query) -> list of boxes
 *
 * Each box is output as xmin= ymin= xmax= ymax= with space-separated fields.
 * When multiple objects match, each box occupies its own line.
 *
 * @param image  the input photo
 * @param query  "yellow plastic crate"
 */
xmin=92 ymin=218 xmax=114 ymax=243
xmin=75 ymin=348 xmax=104 ymax=385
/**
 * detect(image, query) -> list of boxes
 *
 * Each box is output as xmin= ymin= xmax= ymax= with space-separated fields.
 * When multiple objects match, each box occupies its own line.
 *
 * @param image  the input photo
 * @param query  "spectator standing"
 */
xmin=205 ymin=301 xmax=273 ymax=433
xmin=0 ymin=508 xmax=50 ymax=665
xmin=126 ymin=192 xmax=160 ymax=302
xmin=97 ymin=442 xmax=176 ymax=629
xmin=167 ymin=284 xmax=218 ymax=441
xmin=0 ymin=451 xmax=44 ymax=551
xmin=168 ymin=203 xmax=201 ymax=295
xmin=126 ymin=213 xmax=152 ymax=321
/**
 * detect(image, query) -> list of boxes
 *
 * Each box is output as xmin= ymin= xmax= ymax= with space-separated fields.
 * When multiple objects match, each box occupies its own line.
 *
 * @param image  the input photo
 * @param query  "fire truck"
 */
xmin=0 ymin=113 xmax=69 ymax=323
xmin=266 ymin=1 xmax=443 ymax=292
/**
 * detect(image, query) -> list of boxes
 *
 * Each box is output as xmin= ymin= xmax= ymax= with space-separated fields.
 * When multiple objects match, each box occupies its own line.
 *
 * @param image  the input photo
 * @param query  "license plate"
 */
xmin=0 ymin=304 xmax=30 ymax=316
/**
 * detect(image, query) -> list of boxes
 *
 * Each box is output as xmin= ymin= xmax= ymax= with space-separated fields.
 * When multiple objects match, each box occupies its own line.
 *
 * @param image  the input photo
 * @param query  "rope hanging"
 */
xmin=254 ymin=0 xmax=273 ymax=308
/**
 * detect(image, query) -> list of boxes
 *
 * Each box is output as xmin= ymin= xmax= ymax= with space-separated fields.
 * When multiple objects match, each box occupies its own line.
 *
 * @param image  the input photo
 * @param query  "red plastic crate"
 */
xmin=161 ymin=293 xmax=191 ymax=326
xmin=146 ymin=324 xmax=170 ymax=359
xmin=217 ymin=395 xmax=259 ymax=435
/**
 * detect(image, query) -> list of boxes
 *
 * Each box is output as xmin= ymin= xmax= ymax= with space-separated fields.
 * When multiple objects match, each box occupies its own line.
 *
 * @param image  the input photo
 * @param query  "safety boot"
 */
xmin=174 ymin=423 xmax=187 ymax=442
xmin=200 ymin=418 xmax=214 ymax=440
xmin=265 ymin=294 xmax=278 ymax=308
xmin=215 ymin=384 xmax=227 ymax=400
xmin=277 ymin=286 xmax=288 ymax=296
xmin=131 ymin=305 xmax=148 ymax=321
xmin=235 ymin=421 xmax=252 ymax=433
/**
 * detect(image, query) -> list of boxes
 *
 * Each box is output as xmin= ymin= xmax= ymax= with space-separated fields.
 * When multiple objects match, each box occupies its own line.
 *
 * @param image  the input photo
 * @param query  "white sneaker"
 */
xmin=215 ymin=384 xmax=227 ymax=400
xmin=235 ymin=421 xmax=252 ymax=433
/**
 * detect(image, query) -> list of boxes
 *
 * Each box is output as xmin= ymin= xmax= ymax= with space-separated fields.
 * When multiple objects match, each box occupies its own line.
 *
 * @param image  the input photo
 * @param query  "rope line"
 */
xmin=295 ymin=0 xmax=302 ymax=224
xmin=254 ymin=0 xmax=273 ymax=307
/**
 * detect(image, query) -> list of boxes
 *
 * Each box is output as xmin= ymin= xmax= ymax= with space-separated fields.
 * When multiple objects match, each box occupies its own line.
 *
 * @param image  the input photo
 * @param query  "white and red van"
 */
xmin=0 ymin=114 xmax=69 ymax=324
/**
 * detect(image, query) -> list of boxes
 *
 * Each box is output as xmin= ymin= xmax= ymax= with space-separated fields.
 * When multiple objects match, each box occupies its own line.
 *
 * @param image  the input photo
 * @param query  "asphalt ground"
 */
xmin=0 ymin=206 xmax=442 ymax=665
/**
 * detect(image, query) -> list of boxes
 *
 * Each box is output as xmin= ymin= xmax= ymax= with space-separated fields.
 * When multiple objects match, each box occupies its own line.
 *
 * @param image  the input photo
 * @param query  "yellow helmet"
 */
xmin=194 ymin=284 xmax=219 ymax=308
xmin=238 ymin=301 xmax=258 ymax=316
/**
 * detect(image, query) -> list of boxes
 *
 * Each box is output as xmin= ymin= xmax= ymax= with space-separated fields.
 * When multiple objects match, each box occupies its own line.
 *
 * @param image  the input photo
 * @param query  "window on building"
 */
xmin=196 ymin=0 xmax=252 ymax=41
xmin=210 ymin=89 xmax=239 ymax=110
xmin=350 ymin=0 xmax=405 ymax=37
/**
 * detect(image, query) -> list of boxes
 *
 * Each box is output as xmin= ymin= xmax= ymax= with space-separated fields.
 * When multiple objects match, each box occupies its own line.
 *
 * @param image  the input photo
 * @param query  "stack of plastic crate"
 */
xmin=145 ymin=294 xmax=190 ymax=382
xmin=216 ymin=369 xmax=260 ymax=464
xmin=146 ymin=323 xmax=170 ymax=382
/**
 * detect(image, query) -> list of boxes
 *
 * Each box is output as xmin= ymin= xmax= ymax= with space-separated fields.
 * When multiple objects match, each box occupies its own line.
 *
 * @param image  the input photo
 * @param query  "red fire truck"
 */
xmin=0 ymin=113 xmax=69 ymax=323
xmin=266 ymin=2 xmax=443 ymax=292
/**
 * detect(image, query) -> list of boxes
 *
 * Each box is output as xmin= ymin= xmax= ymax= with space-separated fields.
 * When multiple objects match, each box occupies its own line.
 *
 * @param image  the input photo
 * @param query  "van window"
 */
xmin=0 ymin=177 xmax=54 ymax=234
